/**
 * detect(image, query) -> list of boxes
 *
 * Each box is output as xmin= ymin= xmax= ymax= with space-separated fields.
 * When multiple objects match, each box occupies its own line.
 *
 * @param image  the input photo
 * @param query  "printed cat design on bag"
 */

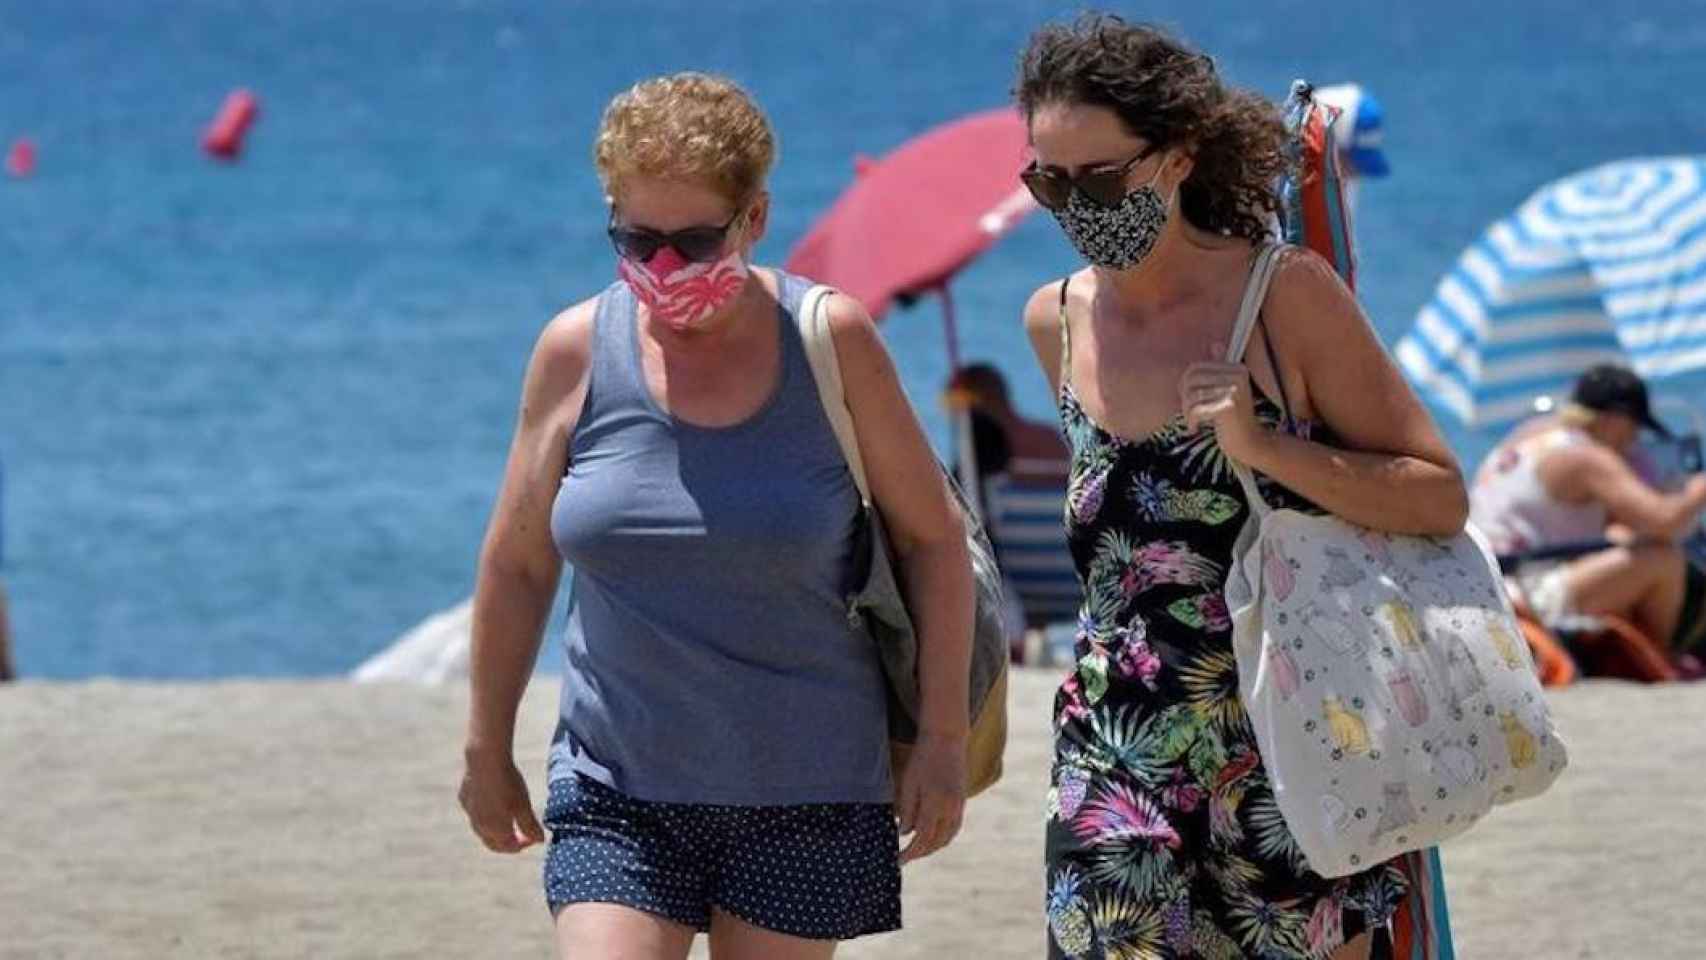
xmin=1500 ymin=711 xmax=1539 ymax=769
xmin=1319 ymin=546 xmax=1367 ymax=590
xmin=1301 ymin=601 xmax=1365 ymax=655
xmin=1320 ymin=793 xmax=1352 ymax=835
xmin=1369 ymin=780 xmax=1420 ymax=844
xmin=1488 ymin=623 xmax=1527 ymax=669
xmin=1378 ymin=601 xmax=1425 ymax=650
xmin=1435 ymin=741 xmax=1483 ymax=787
xmin=1442 ymin=633 xmax=1488 ymax=711
xmin=1323 ymin=697 xmax=1372 ymax=756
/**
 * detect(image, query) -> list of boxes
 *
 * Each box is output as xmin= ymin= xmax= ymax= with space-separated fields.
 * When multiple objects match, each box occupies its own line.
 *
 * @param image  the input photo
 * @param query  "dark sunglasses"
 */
xmin=607 ymin=209 xmax=743 ymax=264
xmin=1020 ymin=144 xmax=1161 ymax=211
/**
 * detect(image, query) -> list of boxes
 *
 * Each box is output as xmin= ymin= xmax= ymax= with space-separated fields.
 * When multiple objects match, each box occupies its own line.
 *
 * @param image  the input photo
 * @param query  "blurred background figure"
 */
xmin=946 ymin=363 xmax=1068 ymax=488
xmin=945 ymin=364 xmax=1074 ymax=662
xmin=1471 ymin=364 xmax=1706 ymax=652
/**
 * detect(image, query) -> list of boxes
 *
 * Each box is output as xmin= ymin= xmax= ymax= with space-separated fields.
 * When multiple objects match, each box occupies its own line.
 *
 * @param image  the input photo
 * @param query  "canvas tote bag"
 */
xmin=1223 ymin=245 xmax=1568 ymax=878
xmin=796 ymin=283 xmax=1009 ymax=797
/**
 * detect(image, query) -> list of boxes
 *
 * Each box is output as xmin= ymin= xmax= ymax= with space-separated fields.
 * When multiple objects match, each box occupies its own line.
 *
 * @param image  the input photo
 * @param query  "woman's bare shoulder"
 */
xmin=1023 ymin=270 xmax=1094 ymax=338
xmin=526 ymin=295 xmax=602 ymax=409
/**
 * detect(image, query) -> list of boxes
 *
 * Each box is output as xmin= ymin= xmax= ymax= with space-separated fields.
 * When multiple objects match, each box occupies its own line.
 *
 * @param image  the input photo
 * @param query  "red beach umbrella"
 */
xmin=785 ymin=108 xmax=1037 ymax=368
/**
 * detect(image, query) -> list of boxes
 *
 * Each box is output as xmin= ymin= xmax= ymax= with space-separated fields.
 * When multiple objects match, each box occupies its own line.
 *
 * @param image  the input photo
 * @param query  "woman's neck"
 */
xmin=1095 ymin=222 xmax=1244 ymax=323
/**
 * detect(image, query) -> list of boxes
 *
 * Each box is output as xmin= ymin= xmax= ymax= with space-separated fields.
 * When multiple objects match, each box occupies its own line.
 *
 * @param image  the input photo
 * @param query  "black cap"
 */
xmin=1571 ymin=364 xmax=1671 ymax=438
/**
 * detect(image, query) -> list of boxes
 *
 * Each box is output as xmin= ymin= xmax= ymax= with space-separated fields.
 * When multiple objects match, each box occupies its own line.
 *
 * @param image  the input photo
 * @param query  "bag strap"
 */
xmin=796 ymin=284 xmax=873 ymax=504
xmin=1226 ymin=243 xmax=1286 ymax=519
xmin=1226 ymin=243 xmax=1285 ymax=366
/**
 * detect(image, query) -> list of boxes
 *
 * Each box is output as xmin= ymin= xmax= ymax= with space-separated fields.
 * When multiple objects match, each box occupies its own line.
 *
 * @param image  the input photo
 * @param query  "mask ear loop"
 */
xmin=1140 ymin=154 xmax=1180 ymax=210
xmin=729 ymin=198 xmax=763 ymax=267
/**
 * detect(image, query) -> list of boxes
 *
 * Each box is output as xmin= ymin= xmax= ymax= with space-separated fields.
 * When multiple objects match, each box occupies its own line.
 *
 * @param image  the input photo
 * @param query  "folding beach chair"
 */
xmin=982 ymin=472 xmax=1080 ymax=632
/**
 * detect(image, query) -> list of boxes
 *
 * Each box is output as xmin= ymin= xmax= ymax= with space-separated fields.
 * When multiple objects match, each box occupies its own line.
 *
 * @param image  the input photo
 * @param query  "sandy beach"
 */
xmin=4 ymin=670 xmax=1702 ymax=958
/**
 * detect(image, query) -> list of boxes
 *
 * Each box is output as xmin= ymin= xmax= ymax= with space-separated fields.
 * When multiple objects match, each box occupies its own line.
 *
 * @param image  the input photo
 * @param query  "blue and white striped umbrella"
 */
xmin=1397 ymin=156 xmax=1706 ymax=425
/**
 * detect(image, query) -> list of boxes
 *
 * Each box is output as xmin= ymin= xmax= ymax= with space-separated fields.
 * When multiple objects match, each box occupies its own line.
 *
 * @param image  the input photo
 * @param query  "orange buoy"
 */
xmin=5 ymin=138 xmax=35 ymax=178
xmin=202 ymin=89 xmax=259 ymax=161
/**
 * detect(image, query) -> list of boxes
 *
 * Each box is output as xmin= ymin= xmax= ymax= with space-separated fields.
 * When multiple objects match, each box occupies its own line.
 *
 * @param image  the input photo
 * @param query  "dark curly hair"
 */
xmin=1014 ymin=13 xmax=1286 ymax=243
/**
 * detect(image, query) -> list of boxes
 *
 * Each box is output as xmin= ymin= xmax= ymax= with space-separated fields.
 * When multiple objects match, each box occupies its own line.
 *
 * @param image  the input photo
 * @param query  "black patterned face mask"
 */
xmin=1051 ymin=171 xmax=1173 ymax=271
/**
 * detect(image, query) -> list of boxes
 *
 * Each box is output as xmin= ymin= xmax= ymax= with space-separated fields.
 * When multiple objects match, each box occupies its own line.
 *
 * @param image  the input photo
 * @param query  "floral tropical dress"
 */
xmin=1046 ymin=300 xmax=1408 ymax=960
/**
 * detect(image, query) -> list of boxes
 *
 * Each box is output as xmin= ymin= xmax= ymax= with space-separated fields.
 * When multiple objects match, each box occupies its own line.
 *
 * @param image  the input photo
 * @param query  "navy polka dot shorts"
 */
xmin=542 ymin=774 xmax=903 ymax=940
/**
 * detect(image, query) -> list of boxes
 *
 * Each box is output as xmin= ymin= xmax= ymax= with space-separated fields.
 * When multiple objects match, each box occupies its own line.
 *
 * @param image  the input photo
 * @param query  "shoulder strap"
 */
xmin=1225 ymin=243 xmax=1285 ymax=365
xmin=796 ymin=284 xmax=872 ymax=503
xmin=1057 ymin=277 xmax=1073 ymax=389
xmin=1226 ymin=243 xmax=1286 ymax=518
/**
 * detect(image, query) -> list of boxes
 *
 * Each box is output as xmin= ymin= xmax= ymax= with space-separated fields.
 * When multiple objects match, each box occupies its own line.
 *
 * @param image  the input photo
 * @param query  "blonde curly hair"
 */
xmin=593 ymin=73 xmax=776 ymax=208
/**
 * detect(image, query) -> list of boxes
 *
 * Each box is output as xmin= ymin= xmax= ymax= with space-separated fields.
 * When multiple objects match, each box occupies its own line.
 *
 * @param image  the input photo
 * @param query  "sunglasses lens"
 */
xmin=670 ymin=229 xmax=727 ymax=263
xmin=1079 ymin=172 xmax=1130 ymax=208
xmin=610 ymin=229 xmax=661 ymax=263
xmin=1021 ymin=168 xmax=1071 ymax=211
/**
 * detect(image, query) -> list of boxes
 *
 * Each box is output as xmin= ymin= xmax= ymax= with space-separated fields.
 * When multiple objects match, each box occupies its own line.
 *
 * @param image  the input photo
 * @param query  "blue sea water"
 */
xmin=4 ymin=0 xmax=1705 ymax=678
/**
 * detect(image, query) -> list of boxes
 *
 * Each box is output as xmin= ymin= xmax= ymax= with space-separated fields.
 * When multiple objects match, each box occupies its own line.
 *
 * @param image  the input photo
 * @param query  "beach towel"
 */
xmin=1279 ymin=80 xmax=1357 ymax=288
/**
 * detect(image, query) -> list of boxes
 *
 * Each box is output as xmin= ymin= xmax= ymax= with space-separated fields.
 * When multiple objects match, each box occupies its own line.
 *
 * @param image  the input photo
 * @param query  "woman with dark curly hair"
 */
xmin=1013 ymin=15 xmax=1469 ymax=960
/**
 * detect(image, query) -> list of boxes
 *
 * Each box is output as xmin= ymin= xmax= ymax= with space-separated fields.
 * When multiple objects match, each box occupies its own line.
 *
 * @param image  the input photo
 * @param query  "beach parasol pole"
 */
xmin=939 ymin=282 xmax=963 ymax=372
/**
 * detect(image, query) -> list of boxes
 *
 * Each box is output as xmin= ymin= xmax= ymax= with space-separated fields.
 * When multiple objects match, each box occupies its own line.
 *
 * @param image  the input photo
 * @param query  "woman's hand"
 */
xmin=896 ymin=732 xmax=968 ymax=864
xmin=459 ymin=747 xmax=546 ymax=853
xmin=1181 ymin=349 xmax=1269 ymax=466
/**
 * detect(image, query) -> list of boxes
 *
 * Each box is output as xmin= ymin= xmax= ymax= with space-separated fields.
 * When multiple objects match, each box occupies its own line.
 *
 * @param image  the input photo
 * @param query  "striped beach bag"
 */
xmin=1277 ymin=81 xmax=1457 ymax=958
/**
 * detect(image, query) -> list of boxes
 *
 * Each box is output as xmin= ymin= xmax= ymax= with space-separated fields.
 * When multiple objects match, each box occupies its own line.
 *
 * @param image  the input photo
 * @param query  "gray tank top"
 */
xmin=547 ymin=271 xmax=892 ymax=805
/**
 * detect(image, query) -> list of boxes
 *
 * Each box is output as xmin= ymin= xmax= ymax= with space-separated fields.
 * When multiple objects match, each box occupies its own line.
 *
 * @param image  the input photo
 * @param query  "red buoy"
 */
xmin=5 ymin=138 xmax=36 ymax=178
xmin=202 ymin=89 xmax=259 ymax=161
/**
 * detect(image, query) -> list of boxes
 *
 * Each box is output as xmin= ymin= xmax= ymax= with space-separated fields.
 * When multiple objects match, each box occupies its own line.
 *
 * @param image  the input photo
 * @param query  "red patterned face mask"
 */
xmin=618 ymin=246 xmax=750 ymax=332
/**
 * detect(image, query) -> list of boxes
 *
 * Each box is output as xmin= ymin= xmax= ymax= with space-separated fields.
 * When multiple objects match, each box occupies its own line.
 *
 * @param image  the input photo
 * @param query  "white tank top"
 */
xmin=1470 ymin=427 xmax=1608 ymax=555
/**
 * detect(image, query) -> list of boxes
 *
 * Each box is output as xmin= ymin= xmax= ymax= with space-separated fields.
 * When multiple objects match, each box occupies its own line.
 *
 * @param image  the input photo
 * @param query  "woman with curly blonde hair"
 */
xmin=1013 ymin=15 xmax=1468 ymax=959
xmin=458 ymin=73 xmax=975 ymax=959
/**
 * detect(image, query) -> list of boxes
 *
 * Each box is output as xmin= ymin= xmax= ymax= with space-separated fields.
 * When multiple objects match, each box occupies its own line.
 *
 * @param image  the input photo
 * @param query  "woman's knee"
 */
xmin=1629 ymin=542 xmax=1686 ymax=581
xmin=554 ymin=902 xmax=696 ymax=960
xmin=707 ymin=909 xmax=837 ymax=960
xmin=1577 ymin=542 xmax=1681 ymax=583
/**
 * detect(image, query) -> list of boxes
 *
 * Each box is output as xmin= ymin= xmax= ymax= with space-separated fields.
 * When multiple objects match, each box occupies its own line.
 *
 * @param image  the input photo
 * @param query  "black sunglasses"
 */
xmin=607 ymin=209 xmax=743 ymax=264
xmin=1020 ymin=145 xmax=1161 ymax=211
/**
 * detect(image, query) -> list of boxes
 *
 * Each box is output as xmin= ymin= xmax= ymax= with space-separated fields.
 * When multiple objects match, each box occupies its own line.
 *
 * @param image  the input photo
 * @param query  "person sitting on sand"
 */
xmin=458 ymin=72 xmax=975 ymax=960
xmin=945 ymin=364 xmax=1071 ymax=659
xmin=1472 ymin=363 xmax=1706 ymax=650
xmin=946 ymin=363 xmax=1070 ymax=490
